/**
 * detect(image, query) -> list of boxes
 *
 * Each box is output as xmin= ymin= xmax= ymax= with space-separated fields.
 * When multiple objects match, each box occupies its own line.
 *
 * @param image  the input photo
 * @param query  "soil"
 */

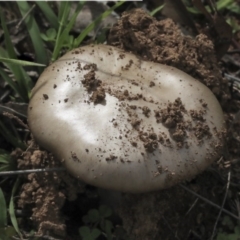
xmin=107 ymin=8 xmax=230 ymax=106
xmin=16 ymin=142 xmax=85 ymax=237
xmin=13 ymin=7 xmax=240 ymax=240
xmin=82 ymin=64 xmax=106 ymax=104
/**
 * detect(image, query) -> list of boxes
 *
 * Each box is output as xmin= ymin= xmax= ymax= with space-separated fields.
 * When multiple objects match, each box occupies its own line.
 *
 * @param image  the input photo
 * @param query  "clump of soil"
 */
xmin=155 ymin=97 xmax=212 ymax=147
xmin=155 ymin=98 xmax=187 ymax=147
xmin=16 ymin=142 xmax=85 ymax=237
xmin=108 ymin=8 xmax=230 ymax=105
xmin=121 ymin=92 xmax=215 ymax=155
xmin=81 ymin=63 xmax=106 ymax=104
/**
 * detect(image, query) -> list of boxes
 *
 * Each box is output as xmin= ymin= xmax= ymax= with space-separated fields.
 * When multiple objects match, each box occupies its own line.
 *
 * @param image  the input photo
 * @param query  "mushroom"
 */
xmin=28 ymin=44 xmax=225 ymax=193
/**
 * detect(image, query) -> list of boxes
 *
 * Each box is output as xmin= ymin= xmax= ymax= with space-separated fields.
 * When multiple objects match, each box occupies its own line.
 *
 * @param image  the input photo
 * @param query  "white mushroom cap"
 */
xmin=28 ymin=44 xmax=226 ymax=193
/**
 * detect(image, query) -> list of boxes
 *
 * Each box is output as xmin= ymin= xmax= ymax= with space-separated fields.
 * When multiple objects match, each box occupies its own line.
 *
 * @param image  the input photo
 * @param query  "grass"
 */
xmin=9 ymin=178 xmax=22 ymax=239
xmin=0 ymin=10 xmax=33 ymax=101
xmin=183 ymin=0 xmax=240 ymax=33
xmin=0 ymin=149 xmax=16 ymax=173
xmin=0 ymin=188 xmax=16 ymax=240
xmin=183 ymin=0 xmax=237 ymax=13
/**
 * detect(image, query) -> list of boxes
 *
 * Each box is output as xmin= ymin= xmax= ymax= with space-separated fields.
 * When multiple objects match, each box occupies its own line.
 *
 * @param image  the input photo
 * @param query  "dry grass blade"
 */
xmin=210 ymin=171 xmax=231 ymax=240
xmin=0 ymin=104 xmax=27 ymax=119
xmin=179 ymin=182 xmax=240 ymax=221
xmin=0 ymin=167 xmax=65 ymax=176
xmin=0 ymin=188 xmax=7 ymax=228
xmin=3 ymin=112 xmax=28 ymax=130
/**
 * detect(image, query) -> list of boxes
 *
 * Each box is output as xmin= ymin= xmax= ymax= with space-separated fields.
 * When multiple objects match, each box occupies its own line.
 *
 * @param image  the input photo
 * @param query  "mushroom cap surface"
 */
xmin=28 ymin=44 xmax=225 ymax=193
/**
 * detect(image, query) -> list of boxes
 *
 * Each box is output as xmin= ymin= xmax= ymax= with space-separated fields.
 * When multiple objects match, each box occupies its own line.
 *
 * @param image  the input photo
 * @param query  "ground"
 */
xmin=1 ymin=3 xmax=240 ymax=240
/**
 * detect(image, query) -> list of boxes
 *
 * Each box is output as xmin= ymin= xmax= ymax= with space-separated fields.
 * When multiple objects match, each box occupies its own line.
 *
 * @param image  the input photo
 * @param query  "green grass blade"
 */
xmin=217 ymin=0 xmax=234 ymax=11
xmin=16 ymin=68 xmax=32 ymax=100
xmin=1 ymin=9 xmax=36 ymax=97
xmin=74 ymin=1 xmax=125 ymax=47
xmin=0 ymin=68 xmax=21 ymax=97
xmin=0 ymin=166 xmax=9 ymax=172
xmin=1 ymin=8 xmax=34 ymax=94
xmin=0 ymin=66 xmax=31 ymax=101
xmin=0 ymin=57 xmax=46 ymax=67
xmin=0 ymin=148 xmax=16 ymax=172
xmin=16 ymin=1 xmax=49 ymax=65
xmin=0 ymin=9 xmax=30 ymax=100
xmin=51 ymin=2 xmax=71 ymax=61
xmin=0 ymin=188 xmax=7 ymax=228
xmin=52 ymin=1 xmax=85 ymax=61
xmin=186 ymin=6 xmax=201 ymax=14
xmin=0 ymin=149 xmax=8 ymax=154
xmin=150 ymin=4 xmax=165 ymax=16
xmin=35 ymin=2 xmax=58 ymax=29
xmin=0 ymin=48 xmax=32 ymax=101
xmin=9 ymin=178 xmax=22 ymax=239
xmin=0 ymin=120 xmax=26 ymax=149
xmin=0 ymin=157 xmax=8 ymax=164
xmin=187 ymin=0 xmax=235 ymax=14
xmin=0 ymin=8 xmax=17 ymax=59
xmin=227 ymin=3 xmax=240 ymax=14
xmin=0 ymin=149 xmax=11 ymax=165
xmin=58 ymin=1 xmax=70 ymax=22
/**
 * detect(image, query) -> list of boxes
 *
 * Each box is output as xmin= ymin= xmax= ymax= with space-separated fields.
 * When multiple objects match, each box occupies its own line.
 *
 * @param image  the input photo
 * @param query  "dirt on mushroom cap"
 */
xmin=107 ymin=8 xmax=230 ymax=106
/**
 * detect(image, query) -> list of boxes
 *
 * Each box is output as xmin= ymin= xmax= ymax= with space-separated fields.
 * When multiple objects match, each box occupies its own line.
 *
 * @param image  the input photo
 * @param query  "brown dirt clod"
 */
xmin=17 ymin=142 xmax=85 ymax=237
xmin=108 ymin=8 xmax=230 ymax=105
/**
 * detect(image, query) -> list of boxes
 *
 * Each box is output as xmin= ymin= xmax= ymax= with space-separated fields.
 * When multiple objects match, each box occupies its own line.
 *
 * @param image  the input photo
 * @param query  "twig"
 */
xmin=3 ymin=111 xmax=29 ymax=129
xmin=0 ymin=167 xmax=65 ymax=176
xmin=210 ymin=171 xmax=231 ymax=240
xmin=222 ymin=55 xmax=240 ymax=68
xmin=185 ymin=198 xmax=199 ymax=216
xmin=224 ymin=73 xmax=240 ymax=83
xmin=16 ymin=4 xmax=36 ymax=30
xmin=227 ymin=49 xmax=240 ymax=54
xmin=179 ymin=181 xmax=240 ymax=221
xmin=0 ymin=104 xmax=27 ymax=118
xmin=233 ymin=199 xmax=240 ymax=217
xmin=161 ymin=215 xmax=181 ymax=240
xmin=188 ymin=230 xmax=202 ymax=239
